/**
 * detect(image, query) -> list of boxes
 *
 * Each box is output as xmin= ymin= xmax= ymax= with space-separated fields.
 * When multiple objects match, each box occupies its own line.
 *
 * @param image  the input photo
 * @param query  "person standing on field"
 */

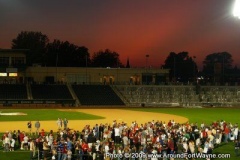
xmin=35 ymin=121 xmax=40 ymax=135
xmin=57 ymin=118 xmax=62 ymax=130
xmin=27 ymin=121 xmax=32 ymax=135
xmin=63 ymin=118 xmax=68 ymax=130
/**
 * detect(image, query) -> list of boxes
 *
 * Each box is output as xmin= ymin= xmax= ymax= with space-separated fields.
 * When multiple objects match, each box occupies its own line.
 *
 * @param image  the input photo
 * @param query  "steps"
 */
xmin=67 ymin=83 xmax=81 ymax=106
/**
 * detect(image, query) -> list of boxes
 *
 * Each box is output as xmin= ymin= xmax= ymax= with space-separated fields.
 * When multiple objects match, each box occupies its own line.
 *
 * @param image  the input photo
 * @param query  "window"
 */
xmin=0 ymin=57 xmax=9 ymax=65
xmin=9 ymin=73 xmax=18 ymax=77
xmin=11 ymin=57 xmax=25 ymax=65
xmin=0 ymin=73 xmax=7 ymax=77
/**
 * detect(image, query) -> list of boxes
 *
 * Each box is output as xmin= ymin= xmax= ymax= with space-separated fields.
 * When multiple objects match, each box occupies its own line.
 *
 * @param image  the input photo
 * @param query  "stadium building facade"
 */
xmin=0 ymin=49 xmax=169 ymax=85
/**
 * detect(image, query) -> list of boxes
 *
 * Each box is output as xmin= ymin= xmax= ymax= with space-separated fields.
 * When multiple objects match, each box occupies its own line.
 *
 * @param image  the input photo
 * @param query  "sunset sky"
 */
xmin=0 ymin=0 xmax=240 ymax=69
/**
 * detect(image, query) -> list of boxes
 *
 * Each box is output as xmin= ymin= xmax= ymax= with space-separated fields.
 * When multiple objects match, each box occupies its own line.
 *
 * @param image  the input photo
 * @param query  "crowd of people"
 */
xmin=1 ymin=118 xmax=240 ymax=160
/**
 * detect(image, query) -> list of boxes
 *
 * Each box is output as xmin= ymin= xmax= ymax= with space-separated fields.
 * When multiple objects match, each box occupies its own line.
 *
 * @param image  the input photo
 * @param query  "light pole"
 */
xmin=55 ymin=52 xmax=58 ymax=83
xmin=85 ymin=55 xmax=88 ymax=84
xmin=173 ymin=56 xmax=176 ymax=82
xmin=145 ymin=54 xmax=149 ymax=84
xmin=222 ymin=54 xmax=225 ymax=85
xmin=193 ymin=56 xmax=196 ymax=84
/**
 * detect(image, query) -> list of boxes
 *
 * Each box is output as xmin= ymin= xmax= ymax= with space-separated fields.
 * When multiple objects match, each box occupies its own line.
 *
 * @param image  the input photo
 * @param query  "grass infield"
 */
xmin=0 ymin=109 xmax=104 ymax=121
xmin=129 ymin=108 xmax=240 ymax=125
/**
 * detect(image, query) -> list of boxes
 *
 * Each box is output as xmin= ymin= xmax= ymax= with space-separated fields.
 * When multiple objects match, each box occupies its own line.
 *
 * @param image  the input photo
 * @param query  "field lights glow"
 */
xmin=233 ymin=0 xmax=240 ymax=18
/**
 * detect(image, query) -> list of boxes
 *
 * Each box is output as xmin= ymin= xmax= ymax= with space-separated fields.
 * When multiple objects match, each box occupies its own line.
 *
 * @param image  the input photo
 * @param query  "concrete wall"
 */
xmin=23 ymin=67 xmax=169 ymax=84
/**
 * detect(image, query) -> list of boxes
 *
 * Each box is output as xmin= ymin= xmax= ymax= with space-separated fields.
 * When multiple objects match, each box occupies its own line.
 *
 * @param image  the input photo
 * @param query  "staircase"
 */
xmin=67 ymin=83 xmax=81 ymax=106
xmin=26 ymin=84 xmax=33 ymax=100
xmin=111 ymin=85 xmax=129 ymax=105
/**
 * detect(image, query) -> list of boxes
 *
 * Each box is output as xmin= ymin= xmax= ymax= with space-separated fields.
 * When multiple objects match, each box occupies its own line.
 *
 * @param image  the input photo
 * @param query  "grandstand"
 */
xmin=114 ymin=85 xmax=240 ymax=107
xmin=72 ymin=85 xmax=124 ymax=105
xmin=0 ymin=84 xmax=27 ymax=100
xmin=0 ymin=83 xmax=240 ymax=107
xmin=31 ymin=84 xmax=73 ymax=100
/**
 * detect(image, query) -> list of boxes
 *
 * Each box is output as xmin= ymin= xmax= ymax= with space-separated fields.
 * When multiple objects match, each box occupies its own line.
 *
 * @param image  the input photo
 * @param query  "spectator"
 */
xmin=57 ymin=118 xmax=62 ymax=130
xmin=63 ymin=118 xmax=68 ymax=130
xmin=2 ymin=118 xmax=239 ymax=159
xmin=29 ymin=139 xmax=36 ymax=159
xmin=9 ymin=137 xmax=15 ymax=151
xmin=43 ymin=139 xmax=50 ymax=160
xmin=3 ymin=134 xmax=10 ymax=152
xmin=35 ymin=121 xmax=40 ymax=135
xmin=27 ymin=121 xmax=32 ymax=135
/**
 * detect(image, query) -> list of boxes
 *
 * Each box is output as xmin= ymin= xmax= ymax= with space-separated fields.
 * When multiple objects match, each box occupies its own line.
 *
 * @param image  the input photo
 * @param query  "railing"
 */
xmin=0 ymin=99 xmax=76 ymax=105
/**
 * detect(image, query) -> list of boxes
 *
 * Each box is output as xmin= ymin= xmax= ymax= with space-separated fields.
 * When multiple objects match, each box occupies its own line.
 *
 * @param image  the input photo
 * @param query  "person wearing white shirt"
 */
xmin=21 ymin=135 xmax=29 ymax=150
xmin=114 ymin=126 xmax=120 ymax=144
xmin=4 ymin=136 xmax=10 ymax=152
xmin=104 ymin=143 xmax=110 ymax=160
xmin=122 ymin=135 xmax=128 ymax=148
xmin=201 ymin=122 xmax=205 ymax=129
xmin=29 ymin=139 xmax=36 ymax=158
xmin=56 ymin=118 xmax=62 ymax=130
xmin=234 ymin=126 xmax=239 ymax=140
xmin=183 ymin=141 xmax=188 ymax=153
xmin=9 ymin=138 xmax=15 ymax=151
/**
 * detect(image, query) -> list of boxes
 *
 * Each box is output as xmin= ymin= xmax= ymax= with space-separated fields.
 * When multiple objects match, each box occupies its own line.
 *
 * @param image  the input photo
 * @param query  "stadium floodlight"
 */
xmin=233 ymin=0 xmax=240 ymax=19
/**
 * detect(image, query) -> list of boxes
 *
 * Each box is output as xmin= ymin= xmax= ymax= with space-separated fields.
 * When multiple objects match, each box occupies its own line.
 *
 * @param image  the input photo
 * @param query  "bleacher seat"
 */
xmin=0 ymin=84 xmax=27 ymax=99
xmin=72 ymin=85 xmax=125 ymax=105
xmin=31 ymin=84 xmax=73 ymax=100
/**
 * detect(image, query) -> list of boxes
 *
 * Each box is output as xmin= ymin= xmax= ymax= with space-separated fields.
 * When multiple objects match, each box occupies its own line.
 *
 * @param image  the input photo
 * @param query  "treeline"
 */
xmin=11 ymin=31 xmax=124 ymax=68
xmin=10 ymin=31 xmax=240 ymax=84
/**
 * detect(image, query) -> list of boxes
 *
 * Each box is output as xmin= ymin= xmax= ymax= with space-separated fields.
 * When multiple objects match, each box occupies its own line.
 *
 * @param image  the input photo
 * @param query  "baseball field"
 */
xmin=0 ymin=107 xmax=239 ymax=160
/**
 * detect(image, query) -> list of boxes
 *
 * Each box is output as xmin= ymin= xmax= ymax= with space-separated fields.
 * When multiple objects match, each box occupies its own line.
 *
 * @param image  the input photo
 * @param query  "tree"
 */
xmin=75 ymin=46 xmax=91 ymax=67
xmin=91 ymin=49 xmax=123 ymax=67
xmin=12 ymin=31 xmax=49 ymax=65
xmin=46 ymin=39 xmax=90 ymax=67
xmin=162 ymin=52 xmax=197 ymax=83
xmin=202 ymin=52 xmax=233 ymax=83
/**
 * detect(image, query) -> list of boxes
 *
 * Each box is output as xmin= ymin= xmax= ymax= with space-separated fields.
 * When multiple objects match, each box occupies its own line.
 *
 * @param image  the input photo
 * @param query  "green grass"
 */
xmin=128 ymin=108 xmax=240 ymax=160
xmin=0 ymin=109 xmax=104 ymax=121
xmin=128 ymin=108 xmax=240 ymax=125
xmin=0 ymin=108 xmax=239 ymax=160
xmin=0 ymin=150 xmax=32 ymax=160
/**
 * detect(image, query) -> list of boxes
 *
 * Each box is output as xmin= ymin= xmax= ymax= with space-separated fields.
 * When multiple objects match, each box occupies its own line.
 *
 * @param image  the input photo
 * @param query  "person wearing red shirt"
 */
xmin=129 ymin=130 xmax=134 ymax=146
xmin=167 ymin=138 xmax=174 ymax=154
xmin=201 ymin=129 xmax=207 ymax=143
xmin=168 ymin=120 xmax=172 ymax=127
xmin=81 ymin=140 xmax=89 ymax=157
xmin=41 ymin=129 xmax=45 ymax=137
xmin=224 ymin=126 xmax=230 ymax=143
xmin=152 ymin=135 xmax=157 ymax=144
xmin=134 ymin=124 xmax=139 ymax=132
xmin=19 ymin=132 xmax=24 ymax=149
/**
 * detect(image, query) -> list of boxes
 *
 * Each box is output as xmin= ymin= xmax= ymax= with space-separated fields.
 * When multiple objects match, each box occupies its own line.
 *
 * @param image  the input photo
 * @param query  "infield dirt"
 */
xmin=0 ymin=109 xmax=188 ymax=133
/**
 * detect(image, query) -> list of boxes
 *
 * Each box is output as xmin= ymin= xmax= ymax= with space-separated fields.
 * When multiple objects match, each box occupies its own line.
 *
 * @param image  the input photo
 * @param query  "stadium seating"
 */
xmin=31 ymin=84 xmax=73 ymax=100
xmin=0 ymin=84 xmax=27 ymax=99
xmin=1 ymin=83 xmax=240 ymax=107
xmin=116 ymin=85 xmax=239 ymax=107
xmin=199 ymin=86 xmax=239 ymax=107
xmin=117 ymin=86 xmax=202 ymax=106
xmin=72 ymin=85 xmax=125 ymax=105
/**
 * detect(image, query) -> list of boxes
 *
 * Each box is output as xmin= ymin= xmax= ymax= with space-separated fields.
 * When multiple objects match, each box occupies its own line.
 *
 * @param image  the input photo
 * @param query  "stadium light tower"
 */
xmin=233 ymin=0 xmax=240 ymax=19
